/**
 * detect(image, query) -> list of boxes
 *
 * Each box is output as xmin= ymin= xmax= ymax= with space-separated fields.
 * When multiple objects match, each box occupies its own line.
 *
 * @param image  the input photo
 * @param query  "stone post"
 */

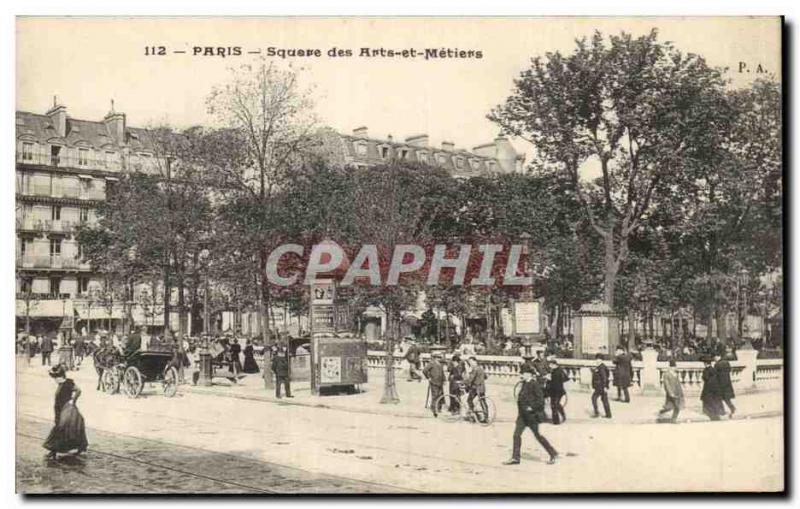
xmin=640 ymin=348 xmax=660 ymax=394
xmin=736 ymin=347 xmax=758 ymax=390
xmin=197 ymin=347 xmax=213 ymax=387
xmin=579 ymin=366 xmax=593 ymax=390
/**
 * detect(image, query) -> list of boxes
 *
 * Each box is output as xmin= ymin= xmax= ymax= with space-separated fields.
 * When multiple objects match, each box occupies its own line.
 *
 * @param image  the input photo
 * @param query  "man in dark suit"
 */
xmin=613 ymin=346 xmax=633 ymax=403
xmin=423 ymin=352 xmax=446 ymax=416
xmin=40 ymin=334 xmax=54 ymax=366
xmin=504 ymin=365 xmax=558 ymax=465
xmin=124 ymin=327 xmax=142 ymax=359
xmin=271 ymin=346 xmax=292 ymax=398
xmin=714 ymin=351 xmax=736 ymax=417
xmin=546 ymin=358 xmax=568 ymax=424
xmin=591 ymin=354 xmax=612 ymax=418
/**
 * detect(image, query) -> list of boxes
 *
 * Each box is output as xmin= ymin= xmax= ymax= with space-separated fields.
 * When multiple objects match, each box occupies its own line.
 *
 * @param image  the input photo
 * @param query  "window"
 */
xmin=50 ymin=145 xmax=61 ymax=166
xmin=49 ymin=277 xmax=61 ymax=296
xmin=417 ymin=152 xmax=429 ymax=164
xmin=400 ymin=149 xmax=408 ymax=159
xmin=22 ymin=142 xmax=34 ymax=161
xmin=20 ymin=278 xmax=32 ymax=295
xmin=105 ymin=151 xmax=115 ymax=168
xmin=78 ymin=277 xmax=89 ymax=296
xmin=380 ymin=146 xmax=389 ymax=159
xmin=437 ymin=154 xmax=448 ymax=165
xmin=456 ymin=158 xmax=464 ymax=169
xmin=78 ymin=148 xmax=90 ymax=166
xmin=355 ymin=143 xmax=367 ymax=156
xmin=79 ymin=207 xmax=89 ymax=223
xmin=49 ymin=238 xmax=61 ymax=257
xmin=51 ymin=205 xmax=61 ymax=221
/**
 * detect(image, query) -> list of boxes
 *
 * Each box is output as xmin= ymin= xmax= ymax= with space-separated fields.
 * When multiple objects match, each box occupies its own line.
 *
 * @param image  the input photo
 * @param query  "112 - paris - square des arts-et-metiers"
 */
xmin=14 ymin=17 xmax=783 ymax=494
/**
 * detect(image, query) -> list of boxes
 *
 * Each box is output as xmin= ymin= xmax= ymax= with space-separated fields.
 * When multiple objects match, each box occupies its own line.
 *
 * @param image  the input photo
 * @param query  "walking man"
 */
xmin=40 ymin=334 xmax=53 ymax=366
xmin=591 ymin=354 xmax=612 ymax=418
xmin=504 ymin=365 xmax=558 ymax=465
xmin=423 ymin=352 xmax=446 ymax=416
xmin=271 ymin=346 xmax=292 ymax=398
xmin=701 ymin=356 xmax=725 ymax=421
xmin=714 ymin=350 xmax=736 ymax=417
xmin=658 ymin=359 xmax=684 ymax=423
xmin=613 ymin=346 xmax=633 ymax=403
xmin=546 ymin=358 xmax=568 ymax=424
xmin=447 ymin=352 xmax=466 ymax=413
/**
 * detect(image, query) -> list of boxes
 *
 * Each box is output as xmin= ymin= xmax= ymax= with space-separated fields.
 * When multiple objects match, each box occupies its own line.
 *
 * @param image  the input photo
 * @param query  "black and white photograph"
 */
xmin=12 ymin=16 xmax=783 ymax=494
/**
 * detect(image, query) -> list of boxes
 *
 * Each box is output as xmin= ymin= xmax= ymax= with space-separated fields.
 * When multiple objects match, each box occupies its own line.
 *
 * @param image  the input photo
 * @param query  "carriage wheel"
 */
xmin=123 ymin=366 xmax=144 ymax=398
xmin=433 ymin=394 xmax=463 ymax=423
xmin=163 ymin=366 xmax=179 ymax=398
xmin=102 ymin=369 xmax=119 ymax=394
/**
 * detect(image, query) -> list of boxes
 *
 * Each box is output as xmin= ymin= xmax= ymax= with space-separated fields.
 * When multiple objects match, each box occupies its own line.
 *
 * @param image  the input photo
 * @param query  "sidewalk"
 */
xmin=18 ymin=358 xmax=782 ymax=425
xmin=183 ymin=367 xmax=782 ymax=425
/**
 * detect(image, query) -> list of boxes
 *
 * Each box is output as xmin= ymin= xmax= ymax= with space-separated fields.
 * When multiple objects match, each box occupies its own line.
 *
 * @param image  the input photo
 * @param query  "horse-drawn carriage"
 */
xmin=94 ymin=345 xmax=179 ymax=398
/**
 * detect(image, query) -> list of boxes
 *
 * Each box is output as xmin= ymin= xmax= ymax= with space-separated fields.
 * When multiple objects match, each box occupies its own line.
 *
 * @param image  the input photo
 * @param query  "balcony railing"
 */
xmin=18 ymin=185 xmax=105 ymax=201
xmin=17 ymin=151 xmax=125 ymax=172
xmin=16 ymin=292 xmax=71 ymax=301
xmin=17 ymin=150 xmax=160 ymax=174
xmin=17 ymin=254 xmax=90 ymax=270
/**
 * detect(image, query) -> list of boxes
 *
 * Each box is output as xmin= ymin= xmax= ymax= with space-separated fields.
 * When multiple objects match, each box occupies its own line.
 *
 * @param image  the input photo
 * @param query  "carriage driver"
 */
xmin=123 ymin=327 xmax=143 ymax=359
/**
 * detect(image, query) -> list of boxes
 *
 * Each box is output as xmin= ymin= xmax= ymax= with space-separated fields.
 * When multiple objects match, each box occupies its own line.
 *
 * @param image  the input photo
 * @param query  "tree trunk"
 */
xmin=380 ymin=308 xmax=400 ymax=404
xmin=603 ymin=230 xmax=618 ymax=309
xmin=716 ymin=307 xmax=728 ymax=344
xmin=627 ymin=308 xmax=635 ymax=347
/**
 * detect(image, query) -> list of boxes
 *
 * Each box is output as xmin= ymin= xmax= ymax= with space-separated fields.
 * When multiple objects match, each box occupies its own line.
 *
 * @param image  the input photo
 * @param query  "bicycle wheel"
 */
xmin=433 ymin=394 xmax=463 ymax=423
xmin=474 ymin=396 xmax=497 ymax=426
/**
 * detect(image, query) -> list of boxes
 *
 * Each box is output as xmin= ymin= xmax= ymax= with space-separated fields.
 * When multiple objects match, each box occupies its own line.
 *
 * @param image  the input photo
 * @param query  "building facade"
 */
xmin=15 ymin=102 xmax=525 ymax=337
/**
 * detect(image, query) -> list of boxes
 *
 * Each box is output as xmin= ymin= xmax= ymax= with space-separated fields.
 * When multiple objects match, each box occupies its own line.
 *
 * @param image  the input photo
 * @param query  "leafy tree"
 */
xmin=489 ymin=29 xmax=730 ymax=309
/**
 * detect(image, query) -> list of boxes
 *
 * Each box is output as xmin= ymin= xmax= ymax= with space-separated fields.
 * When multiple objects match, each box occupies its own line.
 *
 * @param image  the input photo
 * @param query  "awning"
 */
xmin=16 ymin=299 xmax=73 ymax=318
xmin=73 ymin=305 xmax=123 ymax=320
xmin=78 ymin=174 xmax=93 ymax=180
xmin=105 ymin=176 xmax=119 ymax=182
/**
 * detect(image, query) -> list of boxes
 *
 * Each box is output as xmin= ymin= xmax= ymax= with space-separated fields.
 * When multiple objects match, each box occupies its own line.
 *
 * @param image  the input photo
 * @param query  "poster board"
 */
xmin=312 ymin=335 xmax=368 ymax=388
xmin=513 ymin=301 xmax=541 ymax=335
xmin=581 ymin=316 xmax=609 ymax=355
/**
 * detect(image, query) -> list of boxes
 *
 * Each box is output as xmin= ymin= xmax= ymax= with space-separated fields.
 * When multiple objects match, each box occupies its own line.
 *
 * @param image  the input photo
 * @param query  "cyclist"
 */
xmin=466 ymin=356 xmax=488 ymax=422
xmin=447 ymin=353 xmax=466 ymax=413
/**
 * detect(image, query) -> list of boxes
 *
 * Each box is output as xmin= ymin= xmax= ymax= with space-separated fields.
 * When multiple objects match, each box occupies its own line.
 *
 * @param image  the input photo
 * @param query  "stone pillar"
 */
xmin=579 ymin=366 xmax=593 ymax=390
xmin=736 ymin=348 xmax=758 ymax=390
xmin=640 ymin=348 xmax=660 ymax=394
xmin=263 ymin=349 xmax=274 ymax=389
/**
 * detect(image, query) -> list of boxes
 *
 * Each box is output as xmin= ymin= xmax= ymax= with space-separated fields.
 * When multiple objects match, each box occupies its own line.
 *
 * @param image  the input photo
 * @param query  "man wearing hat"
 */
xmin=423 ymin=351 xmax=446 ymax=416
xmin=591 ymin=354 xmax=612 ymax=418
xmin=532 ymin=350 xmax=550 ymax=379
xmin=504 ymin=365 xmax=558 ymax=465
xmin=404 ymin=338 xmax=422 ymax=382
xmin=545 ymin=357 xmax=568 ymax=424
xmin=447 ymin=352 xmax=466 ymax=413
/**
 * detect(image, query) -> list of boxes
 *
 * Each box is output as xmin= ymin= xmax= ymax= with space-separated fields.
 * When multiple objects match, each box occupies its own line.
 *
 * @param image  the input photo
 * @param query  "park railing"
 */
xmin=365 ymin=348 xmax=781 ymax=394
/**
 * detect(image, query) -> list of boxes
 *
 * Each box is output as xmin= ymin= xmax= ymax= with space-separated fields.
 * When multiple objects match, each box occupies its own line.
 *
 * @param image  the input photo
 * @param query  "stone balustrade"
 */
xmin=364 ymin=349 xmax=782 ymax=394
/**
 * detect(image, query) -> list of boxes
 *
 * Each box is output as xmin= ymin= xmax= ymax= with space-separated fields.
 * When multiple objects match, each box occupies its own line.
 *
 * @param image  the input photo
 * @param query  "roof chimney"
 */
xmin=46 ymin=97 xmax=67 ymax=138
xmin=353 ymin=126 xmax=369 ymax=138
xmin=103 ymin=100 xmax=126 ymax=144
xmin=405 ymin=134 xmax=429 ymax=147
xmin=441 ymin=141 xmax=455 ymax=151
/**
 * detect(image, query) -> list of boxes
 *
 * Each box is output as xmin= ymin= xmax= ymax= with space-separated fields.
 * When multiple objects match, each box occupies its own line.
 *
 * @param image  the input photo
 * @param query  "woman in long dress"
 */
xmin=700 ymin=357 xmax=725 ymax=421
xmin=242 ymin=340 xmax=260 ymax=374
xmin=43 ymin=365 xmax=88 ymax=459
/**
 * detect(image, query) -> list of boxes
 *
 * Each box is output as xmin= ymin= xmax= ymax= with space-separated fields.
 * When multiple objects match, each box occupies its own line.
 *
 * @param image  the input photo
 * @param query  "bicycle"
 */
xmin=432 ymin=380 xmax=496 ymax=426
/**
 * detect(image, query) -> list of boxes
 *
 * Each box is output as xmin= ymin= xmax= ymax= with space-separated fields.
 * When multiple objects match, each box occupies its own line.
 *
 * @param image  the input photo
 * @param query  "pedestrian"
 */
xmin=613 ymin=346 xmax=633 ymax=403
xmin=714 ymin=351 xmax=736 ymax=418
xmin=447 ymin=352 xmax=466 ymax=413
xmin=532 ymin=350 xmax=549 ymax=379
xmin=43 ymin=365 xmax=88 ymax=460
xmin=24 ymin=334 xmax=33 ymax=367
xmin=658 ymin=359 xmax=684 ymax=423
xmin=74 ymin=334 xmax=85 ymax=367
xmin=271 ymin=346 xmax=292 ymax=398
xmin=546 ymin=358 xmax=568 ymax=424
xmin=229 ymin=338 xmax=243 ymax=374
xmin=591 ymin=354 xmax=612 ymax=418
xmin=423 ymin=352 xmax=446 ymax=416
xmin=404 ymin=339 xmax=422 ymax=382
xmin=242 ymin=340 xmax=260 ymax=373
xmin=503 ymin=365 xmax=558 ymax=465
xmin=466 ymin=356 xmax=489 ymax=422
xmin=124 ymin=328 xmax=141 ymax=359
xmin=700 ymin=357 xmax=725 ymax=421
xmin=40 ymin=333 xmax=54 ymax=366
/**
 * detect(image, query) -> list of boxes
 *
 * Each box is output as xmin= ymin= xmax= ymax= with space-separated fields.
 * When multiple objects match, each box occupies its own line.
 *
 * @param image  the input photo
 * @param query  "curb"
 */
xmin=183 ymin=385 xmax=783 ymax=426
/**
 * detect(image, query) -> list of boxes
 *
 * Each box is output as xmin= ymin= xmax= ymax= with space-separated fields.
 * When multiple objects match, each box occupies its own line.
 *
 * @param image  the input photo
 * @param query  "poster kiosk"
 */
xmin=309 ymin=279 xmax=368 ymax=395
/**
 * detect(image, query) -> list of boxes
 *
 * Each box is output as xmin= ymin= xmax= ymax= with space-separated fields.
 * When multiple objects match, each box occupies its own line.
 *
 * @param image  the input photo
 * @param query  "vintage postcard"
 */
xmin=14 ymin=16 xmax=783 ymax=494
